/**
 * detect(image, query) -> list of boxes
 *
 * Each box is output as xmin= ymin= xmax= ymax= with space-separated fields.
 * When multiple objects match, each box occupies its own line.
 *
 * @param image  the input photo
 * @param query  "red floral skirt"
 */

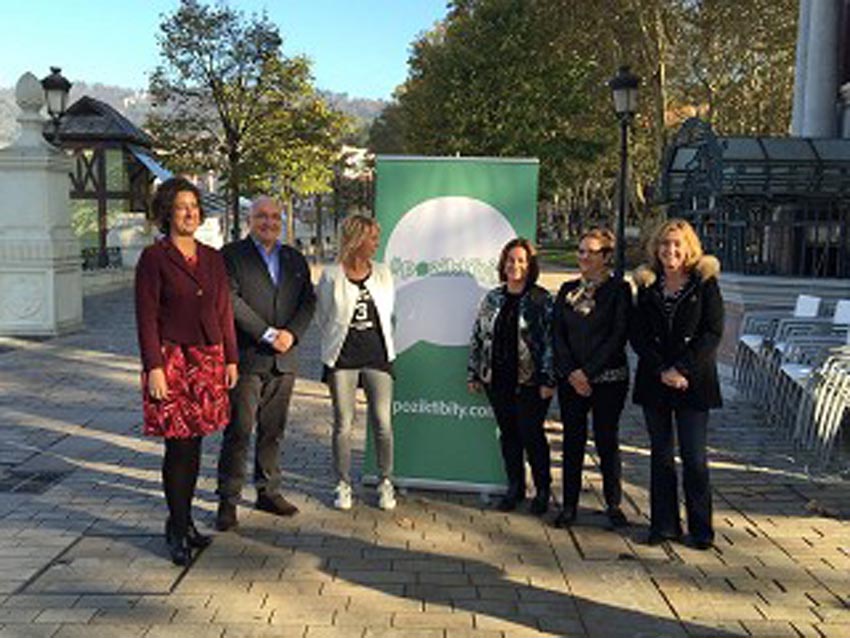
xmin=142 ymin=343 xmax=230 ymax=439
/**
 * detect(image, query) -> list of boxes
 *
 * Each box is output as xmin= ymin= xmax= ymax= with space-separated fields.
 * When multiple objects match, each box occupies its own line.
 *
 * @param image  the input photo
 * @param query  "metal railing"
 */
xmin=81 ymin=247 xmax=123 ymax=271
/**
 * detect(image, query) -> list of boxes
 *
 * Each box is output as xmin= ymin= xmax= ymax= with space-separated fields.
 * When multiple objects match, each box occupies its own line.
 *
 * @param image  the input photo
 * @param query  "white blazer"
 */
xmin=316 ymin=261 xmax=396 ymax=367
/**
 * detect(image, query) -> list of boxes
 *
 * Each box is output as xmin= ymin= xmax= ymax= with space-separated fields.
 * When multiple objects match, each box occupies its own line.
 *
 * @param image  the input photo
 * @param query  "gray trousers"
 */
xmin=328 ymin=368 xmax=393 ymax=484
xmin=217 ymin=371 xmax=295 ymax=504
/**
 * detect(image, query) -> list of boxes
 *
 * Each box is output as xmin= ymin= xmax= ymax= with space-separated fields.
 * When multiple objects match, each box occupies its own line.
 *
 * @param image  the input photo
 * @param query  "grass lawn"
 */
xmin=538 ymin=241 xmax=578 ymax=270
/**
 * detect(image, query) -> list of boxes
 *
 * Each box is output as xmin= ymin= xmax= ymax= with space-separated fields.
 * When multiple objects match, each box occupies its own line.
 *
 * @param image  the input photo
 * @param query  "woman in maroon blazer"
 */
xmin=135 ymin=176 xmax=238 ymax=565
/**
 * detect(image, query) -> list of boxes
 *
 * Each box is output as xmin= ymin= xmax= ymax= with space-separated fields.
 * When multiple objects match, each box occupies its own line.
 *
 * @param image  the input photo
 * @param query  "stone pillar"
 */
xmin=802 ymin=0 xmax=841 ymax=137
xmin=791 ymin=0 xmax=811 ymax=135
xmin=0 ymin=73 xmax=82 ymax=336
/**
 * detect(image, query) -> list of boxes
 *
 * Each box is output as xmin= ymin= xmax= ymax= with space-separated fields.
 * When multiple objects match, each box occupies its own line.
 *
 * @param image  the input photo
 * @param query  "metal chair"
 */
xmin=793 ymin=350 xmax=850 ymax=463
xmin=758 ymin=300 xmax=850 ymax=410
xmin=772 ymin=337 xmax=849 ymax=434
xmin=734 ymin=294 xmax=821 ymax=399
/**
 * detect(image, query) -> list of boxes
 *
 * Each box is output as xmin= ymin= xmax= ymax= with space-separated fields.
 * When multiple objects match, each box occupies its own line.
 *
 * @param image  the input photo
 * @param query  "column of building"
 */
xmin=792 ymin=0 xmax=843 ymax=138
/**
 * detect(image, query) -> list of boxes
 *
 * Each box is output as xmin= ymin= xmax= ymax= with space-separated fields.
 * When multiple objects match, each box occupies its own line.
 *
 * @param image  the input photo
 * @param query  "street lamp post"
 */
xmin=608 ymin=66 xmax=639 ymax=279
xmin=40 ymin=67 xmax=72 ymax=143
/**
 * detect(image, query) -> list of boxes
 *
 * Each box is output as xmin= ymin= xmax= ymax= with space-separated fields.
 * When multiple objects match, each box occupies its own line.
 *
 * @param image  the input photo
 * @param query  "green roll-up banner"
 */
xmin=366 ymin=155 xmax=539 ymax=493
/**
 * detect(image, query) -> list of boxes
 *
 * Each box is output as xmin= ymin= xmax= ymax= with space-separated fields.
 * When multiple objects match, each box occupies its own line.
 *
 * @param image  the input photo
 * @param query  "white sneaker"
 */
xmin=333 ymin=481 xmax=352 ymax=510
xmin=377 ymin=479 xmax=396 ymax=511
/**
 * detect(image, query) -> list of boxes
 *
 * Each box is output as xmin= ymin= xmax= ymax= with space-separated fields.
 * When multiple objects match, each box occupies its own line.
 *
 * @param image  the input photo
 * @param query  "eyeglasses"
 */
xmin=577 ymin=248 xmax=605 ymax=256
xmin=253 ymin=213 xmax=282 ymax=223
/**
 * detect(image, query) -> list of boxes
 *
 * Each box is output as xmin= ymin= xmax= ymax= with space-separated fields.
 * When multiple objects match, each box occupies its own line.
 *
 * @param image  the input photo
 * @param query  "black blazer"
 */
xmin=552 ymin=275 xmax=630 ymax=382
xmin=222 ymin=238 xmax=316 ymax=374
xmin=630 ymin=256 xmax=724 ymax=411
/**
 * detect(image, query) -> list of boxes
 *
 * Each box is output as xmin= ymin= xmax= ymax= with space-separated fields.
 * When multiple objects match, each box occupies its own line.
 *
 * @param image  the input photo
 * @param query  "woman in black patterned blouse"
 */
xmin=552 ymin=228 xmax=631 ymax=529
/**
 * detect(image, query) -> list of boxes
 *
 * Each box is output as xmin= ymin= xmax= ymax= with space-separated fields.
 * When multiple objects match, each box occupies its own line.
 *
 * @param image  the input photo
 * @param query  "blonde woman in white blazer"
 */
xmin=317 ymin=214 xmax=396 ymax=511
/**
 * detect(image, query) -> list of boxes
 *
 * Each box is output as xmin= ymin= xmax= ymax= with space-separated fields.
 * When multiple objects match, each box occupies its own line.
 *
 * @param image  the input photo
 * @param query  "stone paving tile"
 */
xmin=0 ymin=626 xmax=61 ymax=638
xmin=1 ymin=596 xmax=78 ymax=610
xmin=304 ymin=628 xmax=363 ymax=638
xmin=146 ymin=625 xmax=226 ymax=638
xmin=91 ymin=607 xmax=175 ymax=624
xmin=0 ymin=608 xmax=41 ymax=623
xmin=0 ymin=287 xmax=849 ymax=638
xmin=393 ymin=611 xmax=475 ymax=629
xmin=52 ymin=625 xmax=148 ymax=638
xmin=364 ymin=629 xmax=442 ymax=638
xmin=680 ymin=620 xmax=748 ymax=637
xmin=445 ymin=630 xmax=504 ymax=638
xmin=218 ymin=625 xmax=306 ymax=638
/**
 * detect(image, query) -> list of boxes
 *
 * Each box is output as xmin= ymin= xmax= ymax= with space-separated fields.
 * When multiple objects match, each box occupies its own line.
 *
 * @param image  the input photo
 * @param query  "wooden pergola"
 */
xmin=49 ymin=97 xmax=170 ymax=267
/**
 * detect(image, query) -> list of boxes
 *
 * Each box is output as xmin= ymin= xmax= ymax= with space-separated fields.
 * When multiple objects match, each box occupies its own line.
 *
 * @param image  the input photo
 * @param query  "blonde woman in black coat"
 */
xmin=631 ymin=219 xmax=723 ymax=550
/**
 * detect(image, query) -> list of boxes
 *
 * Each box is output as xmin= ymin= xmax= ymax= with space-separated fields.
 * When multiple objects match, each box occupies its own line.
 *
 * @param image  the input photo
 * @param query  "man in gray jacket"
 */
xmin=216 ymin=196 xmax=316 ymax=530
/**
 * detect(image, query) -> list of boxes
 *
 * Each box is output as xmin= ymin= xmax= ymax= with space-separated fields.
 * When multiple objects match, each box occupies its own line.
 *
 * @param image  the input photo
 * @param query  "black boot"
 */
xmin=216 ymin=502 xmax=238 ymax=531
xmin=606 ymin=507 xmax=629 ymax=528
xmin=186 ymin=520 xmax=213 ymax=549
xmin=165 ymin=519 xmax=192 ymax=566
xmin=529 ymin=487 xmax=550 ymax=515
xmin=554 ymin=504 xmax=576 ymax=528
xmin=497 ymin=483 xmax=526 ymax=512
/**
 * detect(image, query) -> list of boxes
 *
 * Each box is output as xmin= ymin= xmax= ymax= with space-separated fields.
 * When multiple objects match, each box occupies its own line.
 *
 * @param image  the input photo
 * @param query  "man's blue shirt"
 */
xmin=251 ymin=235 xmax=281 ymax=286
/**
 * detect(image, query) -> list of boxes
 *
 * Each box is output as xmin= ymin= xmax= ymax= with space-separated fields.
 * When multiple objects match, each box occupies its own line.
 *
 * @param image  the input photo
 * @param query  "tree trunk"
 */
xmin=315 ymin=193 xmax=324 ymax=259
xmin=652 ymin=1 xmax=669 ymax=162
xmin=229 ymin=149 xmax=241 ymax=242
xmin=285 ymin=184 xmax=295 ymax=247
xmin=333 ymin=171 xmax=342 ymax=236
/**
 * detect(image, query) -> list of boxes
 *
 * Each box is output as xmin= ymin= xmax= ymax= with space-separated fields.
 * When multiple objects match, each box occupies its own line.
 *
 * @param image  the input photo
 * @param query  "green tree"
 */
xmin=389 ymin=0 xmax=606 ymax=196
xmin=674 ymin=0 xmax=797 ymax=136
xmin=147 ymin=0 xmax=346 ymax=240
xmin=368 ymin=99 xmax=408 ymax=154
xmin=245 ymin=94 xmax=350 ymax=242
xmin=373 ymin=0 xmax=798 ymax=230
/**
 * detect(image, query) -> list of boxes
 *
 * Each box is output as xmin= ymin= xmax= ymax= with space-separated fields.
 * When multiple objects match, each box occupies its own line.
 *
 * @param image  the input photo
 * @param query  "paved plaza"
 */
xmin=0 ymin=285 xmax=848 ymax=638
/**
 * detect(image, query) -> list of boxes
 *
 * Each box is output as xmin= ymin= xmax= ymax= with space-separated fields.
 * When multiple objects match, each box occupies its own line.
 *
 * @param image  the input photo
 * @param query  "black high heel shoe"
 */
xmin=165 ymin=520 xmax=192 ymax=566
xmin=186 ymin=520 xmax=213 ymax=549
xmin=497 ymin=484 xmax=526 ymax=512
xmin=553 ymin=506 xmax=576 ymax=528
xmin=529 ymin=488 xmax=550 ymax=515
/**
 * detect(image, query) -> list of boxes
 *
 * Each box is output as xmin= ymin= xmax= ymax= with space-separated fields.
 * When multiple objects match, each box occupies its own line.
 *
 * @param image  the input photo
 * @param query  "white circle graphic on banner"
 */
xmin=385 ymin=196 xmax=515 ymax=354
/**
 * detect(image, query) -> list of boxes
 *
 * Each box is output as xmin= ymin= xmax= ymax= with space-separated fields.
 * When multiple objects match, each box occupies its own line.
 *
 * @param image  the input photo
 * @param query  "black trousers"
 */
xmin=558 ymin=380 xmax=627 ymax=511
xmin=643 ymin=404 xmax=713 ymax=543
xmin=486 ymin=384 xmax=551 ymax=495
xmin=217 ymin=370 xmax=295 ymax=504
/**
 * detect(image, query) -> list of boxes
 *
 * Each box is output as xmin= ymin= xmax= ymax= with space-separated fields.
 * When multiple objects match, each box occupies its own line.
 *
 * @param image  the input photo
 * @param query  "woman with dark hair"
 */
xmin=552 ymin=228 xmax=631 ymax=529
xmin=631 ymin=219 xmax=723 ymax=550
xmin=135 ymin=176 xmax=239 ymax=565
xmin=468 ymin=238 xmax=554 ymax=514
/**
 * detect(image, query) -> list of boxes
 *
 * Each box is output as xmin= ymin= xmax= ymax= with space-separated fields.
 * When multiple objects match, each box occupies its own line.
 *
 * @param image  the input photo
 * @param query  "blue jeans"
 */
xmin=328 ymin=368 xmax=394 ymax=484
xmin=643 ymin=405 xmax=713 ymax=542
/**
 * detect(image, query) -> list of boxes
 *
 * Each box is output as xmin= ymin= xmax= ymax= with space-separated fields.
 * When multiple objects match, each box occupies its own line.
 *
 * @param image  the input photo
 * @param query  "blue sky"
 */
xmin=0 ymin=0 xmax=448 ymax=100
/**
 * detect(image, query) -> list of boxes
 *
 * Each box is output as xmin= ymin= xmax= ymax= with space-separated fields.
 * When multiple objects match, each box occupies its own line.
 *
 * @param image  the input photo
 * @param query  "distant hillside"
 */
xmin=0 ymin=82 xmax=385 ymax=147
xmin=321 ymin=91 xmax=386 ymax=121
xmin=0 ymin=82 xmax=149 ymax=146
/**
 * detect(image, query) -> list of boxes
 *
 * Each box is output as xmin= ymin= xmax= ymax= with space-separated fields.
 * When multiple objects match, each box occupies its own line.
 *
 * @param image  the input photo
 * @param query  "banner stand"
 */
xmin=365 ymin=155 xmax=540 ymax=495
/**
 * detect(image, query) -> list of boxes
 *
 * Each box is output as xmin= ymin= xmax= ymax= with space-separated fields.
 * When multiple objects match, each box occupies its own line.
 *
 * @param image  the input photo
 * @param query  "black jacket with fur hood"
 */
xmin=630 ymin=255 xmax=723 ymax=411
